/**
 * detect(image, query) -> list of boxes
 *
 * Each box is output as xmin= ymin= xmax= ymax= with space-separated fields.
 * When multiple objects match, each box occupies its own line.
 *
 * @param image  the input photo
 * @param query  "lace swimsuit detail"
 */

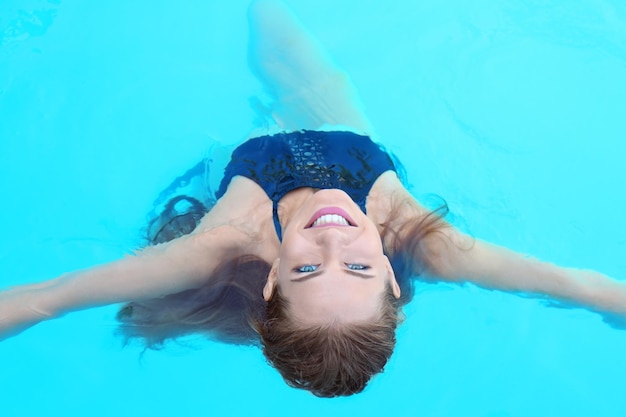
xmin=215 ymin=130 xmax=397 ymax=240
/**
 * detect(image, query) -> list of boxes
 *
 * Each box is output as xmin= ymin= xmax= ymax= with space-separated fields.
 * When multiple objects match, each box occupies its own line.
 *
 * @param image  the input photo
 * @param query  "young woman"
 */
xmin=1 ymin=0 xmax=625 ymax=398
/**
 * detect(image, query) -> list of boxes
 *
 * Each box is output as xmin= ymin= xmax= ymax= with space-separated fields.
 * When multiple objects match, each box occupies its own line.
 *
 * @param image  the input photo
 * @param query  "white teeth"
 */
xmin=312 ymin=214 xmax=350 ymax=227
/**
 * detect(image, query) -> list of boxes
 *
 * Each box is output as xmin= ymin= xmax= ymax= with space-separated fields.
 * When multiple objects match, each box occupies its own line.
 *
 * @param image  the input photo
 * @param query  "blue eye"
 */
xmin=295 ymin=264 xmax=318 ymax=273
xmin=346 ymin=264 xmax=370 ymax=271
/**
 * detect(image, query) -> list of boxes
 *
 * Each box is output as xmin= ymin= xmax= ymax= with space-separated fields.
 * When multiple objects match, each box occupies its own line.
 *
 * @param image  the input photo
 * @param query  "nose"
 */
xmin=314 ymin=227 xmax=351 ymax=248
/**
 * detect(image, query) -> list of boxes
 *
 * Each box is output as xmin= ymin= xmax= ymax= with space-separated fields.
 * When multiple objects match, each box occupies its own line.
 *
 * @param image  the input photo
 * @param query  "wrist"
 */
xmin=0 ymin=285 xmax=53 ymax=340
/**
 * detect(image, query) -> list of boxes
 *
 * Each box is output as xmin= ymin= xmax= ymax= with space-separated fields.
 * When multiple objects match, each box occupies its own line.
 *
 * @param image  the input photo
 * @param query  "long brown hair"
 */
xmin=117 ymin=254 xmax=270 ymax=347
xmin=382 ymin=196 xmax=450 ymax=306
xmin=256 ymin=284 xmax=400 ymax=397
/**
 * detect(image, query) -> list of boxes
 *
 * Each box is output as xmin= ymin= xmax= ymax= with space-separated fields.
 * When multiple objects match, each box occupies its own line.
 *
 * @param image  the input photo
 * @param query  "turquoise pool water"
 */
xmin=1 ymin=1 xmax=626 ymax=416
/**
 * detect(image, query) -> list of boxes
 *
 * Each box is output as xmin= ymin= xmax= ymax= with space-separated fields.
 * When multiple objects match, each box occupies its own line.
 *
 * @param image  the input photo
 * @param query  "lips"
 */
xmin=305 ymin=207 xmax=356 ymax=228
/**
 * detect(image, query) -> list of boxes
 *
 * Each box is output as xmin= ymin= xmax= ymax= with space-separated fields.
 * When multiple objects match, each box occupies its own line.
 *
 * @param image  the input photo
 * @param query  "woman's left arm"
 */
xmin=0 ymin=224 xmax=249 ymax=340
xmin=419 ymin=228 xmax=626 ymax=325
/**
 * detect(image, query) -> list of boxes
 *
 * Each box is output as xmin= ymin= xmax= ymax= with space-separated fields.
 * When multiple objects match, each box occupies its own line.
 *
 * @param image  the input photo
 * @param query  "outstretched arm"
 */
xmin=419 ymin=226 xmax=626 ymax=326
xmin=0 ymin=224 xmax=247 ymax=341
xmin=247 ymin=0 xmax=373 ymax=133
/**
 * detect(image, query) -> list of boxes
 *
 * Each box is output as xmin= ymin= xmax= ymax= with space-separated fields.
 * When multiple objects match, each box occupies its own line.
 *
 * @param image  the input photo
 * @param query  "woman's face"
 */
xmin=263 ymin=189 xmax=400 ymax=324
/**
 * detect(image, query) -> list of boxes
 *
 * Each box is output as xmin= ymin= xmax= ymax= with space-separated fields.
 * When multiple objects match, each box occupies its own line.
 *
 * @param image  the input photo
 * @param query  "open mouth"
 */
xmin=305 ymin=207 xmax=356 ymax=228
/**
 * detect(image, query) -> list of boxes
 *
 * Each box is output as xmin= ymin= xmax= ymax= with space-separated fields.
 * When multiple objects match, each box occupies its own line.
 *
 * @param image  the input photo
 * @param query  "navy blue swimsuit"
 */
xmin=215 ymin=130 xmax=397 ymax=240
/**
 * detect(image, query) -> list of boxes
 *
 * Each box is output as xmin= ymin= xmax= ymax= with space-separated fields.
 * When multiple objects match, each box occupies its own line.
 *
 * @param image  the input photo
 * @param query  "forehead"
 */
xmin=279 ymin=269 xmax=388 ymax=324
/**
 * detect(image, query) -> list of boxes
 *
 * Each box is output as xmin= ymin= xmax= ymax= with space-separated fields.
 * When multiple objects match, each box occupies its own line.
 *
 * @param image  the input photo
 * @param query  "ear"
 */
xmin=263 ymin=258 xmax=281 ymax=301
xmin=384 ymin=256 xmax=401 ymax=299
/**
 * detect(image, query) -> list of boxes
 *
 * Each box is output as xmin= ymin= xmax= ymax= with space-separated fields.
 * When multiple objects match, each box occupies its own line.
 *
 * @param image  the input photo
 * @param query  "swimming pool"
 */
xmin=1 ymin=0 xmax=626 ymax=416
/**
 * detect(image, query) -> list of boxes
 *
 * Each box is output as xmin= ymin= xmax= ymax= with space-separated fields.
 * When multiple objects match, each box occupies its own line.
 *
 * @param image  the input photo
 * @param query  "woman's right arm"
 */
xmin=391 ymin=186 xmax=626 ymax=325
xmin=0 ymin=225 xmax=245 ymax=341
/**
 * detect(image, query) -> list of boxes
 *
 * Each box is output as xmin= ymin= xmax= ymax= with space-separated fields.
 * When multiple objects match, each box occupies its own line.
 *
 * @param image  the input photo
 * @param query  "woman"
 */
xmin=1 ymin=0 xmax=625 ymax=398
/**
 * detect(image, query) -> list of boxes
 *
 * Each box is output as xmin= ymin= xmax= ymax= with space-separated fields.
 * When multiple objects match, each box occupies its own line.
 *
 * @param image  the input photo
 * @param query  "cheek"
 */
xmin=357 ymin=233 xmax=385 ymax=256
xmin=280 ymin=228 xmax=304 ymax=252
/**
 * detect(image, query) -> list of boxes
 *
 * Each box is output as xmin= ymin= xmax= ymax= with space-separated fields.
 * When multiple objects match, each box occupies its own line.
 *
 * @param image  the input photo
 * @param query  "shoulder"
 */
xmin=203 ymin=179 xmax=273 ymax=230
xmin=366 ymin=171 xmax=416 ymax=216
xmin=193 ymin=178 xmax=279 ymax=261
xmin=367 ymin=171 xmax=443 ymax=239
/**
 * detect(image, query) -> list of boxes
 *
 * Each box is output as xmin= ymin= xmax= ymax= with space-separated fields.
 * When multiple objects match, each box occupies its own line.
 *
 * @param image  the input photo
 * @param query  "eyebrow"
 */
xmin=291 ymin=269 xmax=376 ymax=282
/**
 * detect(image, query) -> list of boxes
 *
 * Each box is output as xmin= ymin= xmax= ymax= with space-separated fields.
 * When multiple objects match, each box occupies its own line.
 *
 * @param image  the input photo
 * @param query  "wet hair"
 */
xmin=146 ymin=196 xmax=208 ymax=245
xmin=117 ymin=193 xmax=448 ymax=395
xmin=383 ymin=199 xmax=450 ymax=306
xmin=256 ymin=284 xmax=400 ymax=397
xmin=117 ymin=254 xmax=270 ymax=347
xmin=117 ymin=195 xmax=271 ymax=347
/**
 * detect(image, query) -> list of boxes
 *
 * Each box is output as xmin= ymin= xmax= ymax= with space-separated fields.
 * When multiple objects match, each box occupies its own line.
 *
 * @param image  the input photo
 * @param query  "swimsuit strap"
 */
xmin=273 ymin=201 xmax=283 ymax=242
